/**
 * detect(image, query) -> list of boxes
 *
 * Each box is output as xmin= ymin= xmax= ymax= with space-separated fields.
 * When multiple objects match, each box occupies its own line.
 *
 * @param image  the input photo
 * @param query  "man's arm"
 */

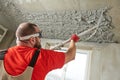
xmin=65 ymin=34 xmax=79 ymax=64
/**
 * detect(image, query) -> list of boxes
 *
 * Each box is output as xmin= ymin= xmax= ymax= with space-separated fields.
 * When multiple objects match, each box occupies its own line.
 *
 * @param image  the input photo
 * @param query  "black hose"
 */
xmin=0 ymin=49 xmax=7 ymax=60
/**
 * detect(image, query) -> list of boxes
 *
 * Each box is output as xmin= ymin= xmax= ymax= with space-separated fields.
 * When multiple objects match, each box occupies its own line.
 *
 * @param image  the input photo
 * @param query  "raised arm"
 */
xmin=65 ymin=34 xmax=79 ymax=64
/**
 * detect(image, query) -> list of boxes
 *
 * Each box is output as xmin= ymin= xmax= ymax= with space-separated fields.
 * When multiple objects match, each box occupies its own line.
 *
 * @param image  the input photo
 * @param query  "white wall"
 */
xmin=88 ymin=43 xmax=120 ymax=80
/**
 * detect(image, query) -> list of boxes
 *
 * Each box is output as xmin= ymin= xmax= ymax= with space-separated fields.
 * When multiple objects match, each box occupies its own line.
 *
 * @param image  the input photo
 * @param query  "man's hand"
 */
xmin=71 ymin=34 xmax=80 ymax=42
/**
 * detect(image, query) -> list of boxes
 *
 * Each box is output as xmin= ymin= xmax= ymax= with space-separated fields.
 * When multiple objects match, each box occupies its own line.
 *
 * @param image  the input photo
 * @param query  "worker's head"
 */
xmin=16 ymin=22 xmax=42 ymax=49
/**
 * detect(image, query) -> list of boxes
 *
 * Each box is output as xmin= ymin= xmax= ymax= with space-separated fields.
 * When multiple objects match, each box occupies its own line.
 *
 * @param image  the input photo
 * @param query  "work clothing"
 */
xmin=4 ymin=46 xmax=65 ymax=80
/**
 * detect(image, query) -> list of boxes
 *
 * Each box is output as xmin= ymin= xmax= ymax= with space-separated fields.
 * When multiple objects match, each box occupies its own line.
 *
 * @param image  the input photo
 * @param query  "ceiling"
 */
xmin=0 ymin=0 xmax=120 ymax=45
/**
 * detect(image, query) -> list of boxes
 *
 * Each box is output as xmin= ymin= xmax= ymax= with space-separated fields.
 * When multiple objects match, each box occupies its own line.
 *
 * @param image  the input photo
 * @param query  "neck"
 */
xmin=16 ymin=40 xmax=33 ymax=48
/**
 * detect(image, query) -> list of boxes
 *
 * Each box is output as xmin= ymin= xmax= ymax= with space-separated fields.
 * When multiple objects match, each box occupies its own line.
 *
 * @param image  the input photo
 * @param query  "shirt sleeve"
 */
xmin=31 ymin=49 xmax=65 ymax=80
xmin=42 ymin=49 xmax=65 ymax=71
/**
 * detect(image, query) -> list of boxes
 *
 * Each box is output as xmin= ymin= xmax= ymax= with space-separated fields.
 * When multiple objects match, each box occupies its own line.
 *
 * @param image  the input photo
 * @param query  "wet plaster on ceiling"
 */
xmin=0 ymin=0 xmax=120 ymax=45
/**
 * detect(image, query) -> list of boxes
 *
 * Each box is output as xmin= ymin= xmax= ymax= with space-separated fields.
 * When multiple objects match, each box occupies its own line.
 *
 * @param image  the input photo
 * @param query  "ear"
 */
xmin=29 ymin=37 xmax=36 ymax=44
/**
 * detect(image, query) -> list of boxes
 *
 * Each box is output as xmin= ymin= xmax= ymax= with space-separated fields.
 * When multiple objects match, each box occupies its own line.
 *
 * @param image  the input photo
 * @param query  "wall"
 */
xmin=89 ymin=43 xmax=120 ymax=80
xmin=0 ymin=0 xmax=27 ymax=49
xmin=0 ymin=0 xmax=120 ymax=44
xmin=0 ymin=15 xmax=15 ymax=49
xmin=13 ymin=0 xmax=120 ymax=43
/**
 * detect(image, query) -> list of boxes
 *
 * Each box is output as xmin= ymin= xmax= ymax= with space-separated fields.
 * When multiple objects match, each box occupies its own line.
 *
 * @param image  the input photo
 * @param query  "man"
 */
xmin=1 ymin=22 xmax=79 ymax=80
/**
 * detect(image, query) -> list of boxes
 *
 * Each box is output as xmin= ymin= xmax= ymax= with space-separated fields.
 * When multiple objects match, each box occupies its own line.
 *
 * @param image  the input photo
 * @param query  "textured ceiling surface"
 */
xmin=0 ymin=0 xmax=120 ymax=43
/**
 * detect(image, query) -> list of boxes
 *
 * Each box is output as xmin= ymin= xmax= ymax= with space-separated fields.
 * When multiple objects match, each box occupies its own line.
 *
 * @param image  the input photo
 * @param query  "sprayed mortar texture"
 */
xmin=0 ymin=0 xmax=115 ymax=43
xmin=22 ymin=8 xmax=115 ymax=43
